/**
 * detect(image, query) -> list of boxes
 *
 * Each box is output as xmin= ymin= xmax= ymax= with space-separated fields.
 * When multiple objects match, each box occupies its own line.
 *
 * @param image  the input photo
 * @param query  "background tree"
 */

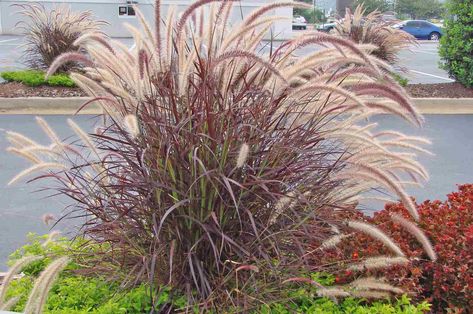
xmin=294 ymin=0 xmax=327 ymax=23
xmin=353 ymin=0 xmax=391 ymax=13
xmin=439 ymin=0 xmax=473 ymax=87
xmin=395 ymin=0 xmax=445 ymax=19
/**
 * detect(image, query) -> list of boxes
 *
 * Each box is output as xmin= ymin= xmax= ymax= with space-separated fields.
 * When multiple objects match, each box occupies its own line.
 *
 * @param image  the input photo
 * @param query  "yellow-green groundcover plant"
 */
xmin=1 ymin=235 xmax=430 ymax=313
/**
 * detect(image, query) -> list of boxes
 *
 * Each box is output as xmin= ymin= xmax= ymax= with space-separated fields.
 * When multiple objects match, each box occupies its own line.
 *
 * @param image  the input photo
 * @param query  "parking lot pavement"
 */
xmin=1 ymin=114 xmax=473 ymax=268
xmin=397 ymin=42 xmax=455 ymax=84
xmin=0 ymin=35 xmax=24 ymax=73
xmin=0 ymin=34 xmax=453 ymax=85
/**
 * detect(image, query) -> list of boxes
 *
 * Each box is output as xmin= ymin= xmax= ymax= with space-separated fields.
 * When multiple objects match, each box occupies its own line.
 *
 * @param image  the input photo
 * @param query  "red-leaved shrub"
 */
xmin=313 ymin=185 xmax=473 ymax=312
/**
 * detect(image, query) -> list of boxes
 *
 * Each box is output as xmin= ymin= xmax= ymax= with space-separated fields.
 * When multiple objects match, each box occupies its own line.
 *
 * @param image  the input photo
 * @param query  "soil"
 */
xmin=405 ymin=82 xmax=473 ymax=98
xmin=0 ymin=82 xmax=87 ymax=98
xmin=1 ymin=81 xmax=473 ymax=99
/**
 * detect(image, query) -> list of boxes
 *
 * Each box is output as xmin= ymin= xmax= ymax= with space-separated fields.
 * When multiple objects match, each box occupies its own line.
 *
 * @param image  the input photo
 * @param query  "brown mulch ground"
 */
xmin=405 ymin=82 xmax=473 ymax=98
xmin=0 ymin=82 xmax=87 ymax=98
xmin=1 ymin=81 xmax=473 ymax=98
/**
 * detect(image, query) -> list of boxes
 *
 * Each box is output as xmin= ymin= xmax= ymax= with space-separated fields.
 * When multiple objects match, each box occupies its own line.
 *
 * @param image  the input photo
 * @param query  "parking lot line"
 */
xmin=409 ymin=70 xmax=454 ymax=82
xmin=0 ymin=39 xmax=18 ymax=44
xmin=411 ymin=49 xmax=438 ymax=55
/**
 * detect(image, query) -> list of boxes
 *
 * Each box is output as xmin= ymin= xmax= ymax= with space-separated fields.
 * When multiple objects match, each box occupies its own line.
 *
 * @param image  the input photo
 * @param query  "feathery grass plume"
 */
xmin=349 ymin=256 xmax=409 ymax=271
xmin=351 ymin=290 xmax=390 ymax=299
xmin=41 ymin=213 xmax=55 ymax=226
xmin=346 ymin=164 xmax=420 ymax=221
xmin=6 ymin=131 xmax=40 ymax=148
xmin=35 ymin=117 xmax=61 ymax=145
xmin=8 ymin=162 xmax=67 ymax=186
xmin=268 ymin=192 xmax=296 ymax=225
xmin=66 ymin=119 xmax=100 ymax=158
xmin=391 ymin=214 xmax=437 ymax=261
xmin=333 ymin=5 xmax=416 ymax=64
xmin=46 ymin=52 xmax=94 ymax=78
xmin=0 ymin=256 xmax=42 ymax=306
xmin=6 ymin=147 xmax=41 ymax=164
xmin=15 ymin=3 xmax=104 ymax=72
xmin=5 ymin=0 xmax=430 ymax=310
xmin=349 ymin=277 xmax=404 ymax=294
xmin=317 ymin=287 xmax=351 ymax=298
xmin=347 ymin=221 xmax=405 ymax=257
xmin=42 ymin=230 xmax=61 ymax=248
xmin=236 ymin=143 xmax=249 ymax=168
xmin=0 ymin=296 xmax=20 ymax=311
xmin=123 ymin=114 xmax=140 ymax=139
xmin=319 ymin=233 xmax=352 ymax=250
xmin=24 ymin=257 xmax=70 ymax=314
xmin=73 ymin=33 xmax=115 ymax=55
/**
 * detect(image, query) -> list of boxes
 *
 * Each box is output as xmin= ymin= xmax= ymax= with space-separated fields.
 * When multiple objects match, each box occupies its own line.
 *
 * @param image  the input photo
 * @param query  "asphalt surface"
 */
xmin=0 ymin=34 xmax=453 ymax=84
xmin=1 ymin=114 xmax=473 ymax=269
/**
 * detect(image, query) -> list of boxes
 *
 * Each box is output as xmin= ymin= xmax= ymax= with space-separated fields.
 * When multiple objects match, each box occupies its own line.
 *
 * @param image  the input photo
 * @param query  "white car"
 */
xmin=293 ymin=15 xmax=307 ymax=30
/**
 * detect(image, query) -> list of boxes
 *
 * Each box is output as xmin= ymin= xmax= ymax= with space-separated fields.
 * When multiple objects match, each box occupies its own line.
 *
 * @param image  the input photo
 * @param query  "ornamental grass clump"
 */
xmin=15 ymin=4 xmax=105 ymax=72
xmin=7 ymin=0 xmax=433 ymax=310
xmin=333 ymin=5 xmax=416 ymax=64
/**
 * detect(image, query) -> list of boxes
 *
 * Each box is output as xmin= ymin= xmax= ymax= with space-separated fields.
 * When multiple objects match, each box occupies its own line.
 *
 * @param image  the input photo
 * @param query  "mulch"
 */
xmin=0 ymin=81 xmax=87 ymax=98
xmin=405 ymin=82 xmax=473 ymax=98
xmin=1 ymin=81 xmax=473 ymax=99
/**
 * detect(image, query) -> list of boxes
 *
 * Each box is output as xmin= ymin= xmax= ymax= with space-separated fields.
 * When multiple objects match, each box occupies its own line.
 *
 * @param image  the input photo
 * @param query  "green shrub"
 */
xmin=4 ymin=235 xmax=177 ymax=313
xmin=4 ymin=236 xmax=430 ymax=313
xmin=258 ymin=273 xmax=430 ymax=313
xmin=439 ymin=0 xmax=473 ymax=87
xmin=1 ymin=70 xmax=75 ymax=87
xmin=46 ymin=73 xmax=76 ymax=87
xmin=262 ymin=295 xmax=430 ymax=313
xmin=392 ymin=73 xmax=409 ymax=87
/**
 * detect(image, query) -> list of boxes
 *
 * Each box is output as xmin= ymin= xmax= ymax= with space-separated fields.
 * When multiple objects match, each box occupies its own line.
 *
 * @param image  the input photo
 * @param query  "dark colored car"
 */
xmin=394 ymin=20 xmax=443 ymax=40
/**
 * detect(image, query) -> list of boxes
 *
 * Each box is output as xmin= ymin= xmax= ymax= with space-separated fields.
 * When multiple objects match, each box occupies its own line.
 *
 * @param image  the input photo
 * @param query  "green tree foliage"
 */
xmin=395 ymin=0 xmax=445 ymax=19
xmin=439 ymin=0 xmax=473 ymax=87
xmin=353 ymin=0 xmax=391 ymax=13
xmin=294 ymin=8 xmax=327 ymax=23
xmin=294 ymin=0 xmax=326 ymax=23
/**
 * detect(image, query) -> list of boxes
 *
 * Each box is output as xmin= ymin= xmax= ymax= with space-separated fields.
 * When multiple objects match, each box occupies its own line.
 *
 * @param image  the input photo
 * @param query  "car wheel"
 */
xmin=429 ymin=32 xmax=440 ymax=41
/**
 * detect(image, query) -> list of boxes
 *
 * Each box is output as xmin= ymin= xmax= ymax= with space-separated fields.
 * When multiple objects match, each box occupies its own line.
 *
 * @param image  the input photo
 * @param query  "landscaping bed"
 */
xmin=0 ymin=70 xmax=85 ymax=98
xmin=2 ymin=80 xmax=473 ymax=99
xmin=1 ymin=82 xmax=473 ymax=99
xmin=0 ymin=81 xmax=86 ymax=98
xmin=405 ymin=82 xmax=473 ymax=98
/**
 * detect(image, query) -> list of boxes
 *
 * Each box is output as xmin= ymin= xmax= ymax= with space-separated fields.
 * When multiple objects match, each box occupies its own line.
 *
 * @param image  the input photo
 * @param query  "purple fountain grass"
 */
xmin=15 ymin=3 xmax=105 ymax=72
xmin=6 ymin=0 xmax=435 ymax=310
xmin=333 ymin=5 xmax=417 ymax=65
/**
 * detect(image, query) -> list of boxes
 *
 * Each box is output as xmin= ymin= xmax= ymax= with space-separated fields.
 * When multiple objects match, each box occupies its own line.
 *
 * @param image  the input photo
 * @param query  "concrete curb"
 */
xmin=0 ymin=97 xmax=473 ymax=115
xmin=0 ymin=97 xmax=98 ymax=115
xmin=415 ymin=98 xmax=473 ymax=114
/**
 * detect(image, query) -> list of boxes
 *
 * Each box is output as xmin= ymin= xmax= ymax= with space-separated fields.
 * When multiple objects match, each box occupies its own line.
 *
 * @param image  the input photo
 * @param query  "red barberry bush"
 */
xmin=315 ymin=185 xmax=473 ymax=312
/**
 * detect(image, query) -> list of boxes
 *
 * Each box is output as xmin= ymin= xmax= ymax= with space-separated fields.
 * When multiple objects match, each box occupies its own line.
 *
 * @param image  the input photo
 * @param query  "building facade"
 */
xmin=0 ymin=0 xmax=293 ymax=39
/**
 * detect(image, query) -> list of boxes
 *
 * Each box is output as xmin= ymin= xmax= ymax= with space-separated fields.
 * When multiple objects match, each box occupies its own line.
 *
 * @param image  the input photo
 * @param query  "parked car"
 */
xmin=292 ymin=15 xmax=307 ymax=30
xmin=316 ymin=22 xmax=336 ymax=33
xmin=393 ymin=20 xmax=443 ymax=40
